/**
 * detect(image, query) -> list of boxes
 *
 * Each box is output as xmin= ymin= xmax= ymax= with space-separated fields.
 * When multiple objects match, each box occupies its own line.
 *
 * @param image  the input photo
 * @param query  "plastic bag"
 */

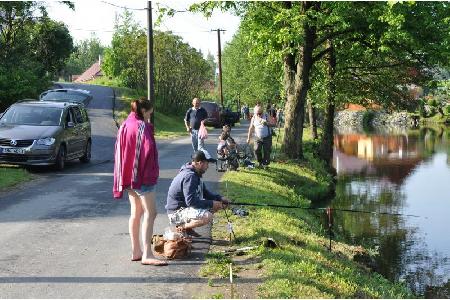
xmin=163 ymin=226 xmax=182 ymax=241
xmin=198 ymin=122 xmax=208 ymax=140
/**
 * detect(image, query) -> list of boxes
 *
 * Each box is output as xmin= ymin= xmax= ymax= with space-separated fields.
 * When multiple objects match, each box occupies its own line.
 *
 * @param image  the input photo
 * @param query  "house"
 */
xmin=74 ymin=59 xmax=103 ymax=83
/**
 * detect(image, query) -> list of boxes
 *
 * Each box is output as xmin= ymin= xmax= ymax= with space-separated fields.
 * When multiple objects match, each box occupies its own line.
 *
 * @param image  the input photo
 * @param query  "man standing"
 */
xmin=165 ymin=150 xmax=231 ymax=237
xmin=247 ymin=105 xmax=276 ymax=168
xmin=184 ymin=98 xmax=208 ymax=152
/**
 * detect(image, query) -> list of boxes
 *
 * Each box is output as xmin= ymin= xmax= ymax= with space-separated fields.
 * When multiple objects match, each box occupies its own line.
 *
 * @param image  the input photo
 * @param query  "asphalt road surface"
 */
xmin=0 ymin=83 xmax=249 ymax=298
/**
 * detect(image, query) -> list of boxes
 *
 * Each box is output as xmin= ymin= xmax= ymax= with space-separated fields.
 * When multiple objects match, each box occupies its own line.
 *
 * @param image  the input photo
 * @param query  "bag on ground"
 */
xmin=152 ymin=234 xmax=192 ymax=259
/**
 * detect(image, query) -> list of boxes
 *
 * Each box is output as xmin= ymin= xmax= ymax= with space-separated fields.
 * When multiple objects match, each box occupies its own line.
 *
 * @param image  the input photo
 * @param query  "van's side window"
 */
xmin=65 ymin=108 xmax=74 ymax=126
xmin=72 ymin=107 xmax=84 ymax=124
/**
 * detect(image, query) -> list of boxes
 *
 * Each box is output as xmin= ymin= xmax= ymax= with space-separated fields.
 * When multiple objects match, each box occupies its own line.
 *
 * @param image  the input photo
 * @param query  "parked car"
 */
xmin=39 ymin=88 xmax=92 ymax=106
xmin=222 ymin=107 xmax=240 ymax=126
xmin=0 ymin=100 xmax=91 ymax=170
xmin=201 ymin=101 xmax=223 ymax=128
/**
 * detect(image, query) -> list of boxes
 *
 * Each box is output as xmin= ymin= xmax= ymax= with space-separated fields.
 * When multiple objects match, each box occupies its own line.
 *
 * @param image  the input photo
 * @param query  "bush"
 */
xmin=445 ymin=105 xmax=450 ymax=116
xmin=428 ymin=98 xmax=439 ymax=107
xmin=362 ymin=110 xmax=376 ymax=127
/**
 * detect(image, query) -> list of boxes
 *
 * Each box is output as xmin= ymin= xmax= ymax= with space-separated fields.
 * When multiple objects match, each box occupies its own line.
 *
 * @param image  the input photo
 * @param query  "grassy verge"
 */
xmin=421 ymin=113 xmax=450 ymax=124
xmin=0 ymin=166 xmax=33 ymax=190
xmin=199 ymin=130 xmax=413 ymax=299
xmin=88 ymin=77 xmax=186 ymax=138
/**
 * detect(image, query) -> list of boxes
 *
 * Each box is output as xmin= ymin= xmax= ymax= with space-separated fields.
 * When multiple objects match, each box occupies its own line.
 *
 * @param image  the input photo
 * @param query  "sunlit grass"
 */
xmin=88 ymin=78 xmax=186 ymax=138
xmin=201 ymin=131 xmax=413 ymax=298
xmin=0 ymin=166 xmax=33 ymax=189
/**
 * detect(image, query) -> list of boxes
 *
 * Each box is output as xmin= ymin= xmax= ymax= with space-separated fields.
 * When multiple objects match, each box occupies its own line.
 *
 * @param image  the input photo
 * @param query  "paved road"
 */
xmin=0 ymin=83 xmax=249 ymax=298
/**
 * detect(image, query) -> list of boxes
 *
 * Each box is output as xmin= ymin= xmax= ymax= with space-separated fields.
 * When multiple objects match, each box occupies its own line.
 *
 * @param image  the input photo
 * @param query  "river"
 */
xmin=326 ymin=125 xmax=450 ymax=296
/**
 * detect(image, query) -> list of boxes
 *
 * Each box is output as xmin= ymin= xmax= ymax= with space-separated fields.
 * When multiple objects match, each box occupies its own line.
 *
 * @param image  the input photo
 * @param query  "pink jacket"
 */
xmin=113 ymin=112 xmax=159 ymax=199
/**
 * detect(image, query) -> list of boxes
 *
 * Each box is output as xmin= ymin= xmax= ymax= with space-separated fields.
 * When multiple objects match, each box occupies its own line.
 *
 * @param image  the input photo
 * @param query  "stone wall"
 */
xmin=334 ymin=110 xmax=414 ymax=129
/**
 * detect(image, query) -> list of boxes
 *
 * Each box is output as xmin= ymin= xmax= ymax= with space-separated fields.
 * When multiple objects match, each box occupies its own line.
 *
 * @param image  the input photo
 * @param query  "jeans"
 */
xmin=191 ymin=129 xmax=205 ymax=152
xmin=126 ymin=184 xmax=156 ymax=197
xmin=254 ymin=135 xmax=272 ymax=166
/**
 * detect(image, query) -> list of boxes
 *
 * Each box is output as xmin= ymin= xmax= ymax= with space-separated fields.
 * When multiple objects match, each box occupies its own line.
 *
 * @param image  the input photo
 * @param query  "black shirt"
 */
xmin=185 ymin=107 xmax=208 ymax=130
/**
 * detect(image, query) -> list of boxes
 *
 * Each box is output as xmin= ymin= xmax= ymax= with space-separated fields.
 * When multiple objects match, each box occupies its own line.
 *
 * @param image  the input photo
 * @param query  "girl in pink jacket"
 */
xmin=113 ymin=98 xmax=167 ymax=266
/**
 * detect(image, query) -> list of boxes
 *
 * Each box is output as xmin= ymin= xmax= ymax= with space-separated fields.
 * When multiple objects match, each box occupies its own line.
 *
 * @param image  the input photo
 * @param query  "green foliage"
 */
xmin=92 ymin=77 xmax=186 ymax=138
xmin=64 ymin=35 xmax=105 ymax=77
xmin=0 ymin=167 xmax=33 ymax=189
xmin=445 ymin=105 xmax=450 ymax=116
xmin=102 ymin=10 xmax=214 ymax=114
xmin=200 ymin=252 xmax=232 ymax=278
xmin=202 ymin=140 xmax=412 ymax=298
xmin=221 ymin=28 xmax=282 ymax=107
xmin=167 ymin=2 xmax=450 ymax=161
xmin=31 ymin=18 xmax=73 ymax=75
xmin=362 ymin=110 xmax=376 ymax=128
xmin=0 ymin=2 xmax=73 ymax=110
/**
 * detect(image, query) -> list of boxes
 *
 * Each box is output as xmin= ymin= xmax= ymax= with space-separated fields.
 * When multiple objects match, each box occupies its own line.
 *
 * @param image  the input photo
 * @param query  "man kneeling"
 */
xmin=165 ymin=150 xmax=231 ymax=237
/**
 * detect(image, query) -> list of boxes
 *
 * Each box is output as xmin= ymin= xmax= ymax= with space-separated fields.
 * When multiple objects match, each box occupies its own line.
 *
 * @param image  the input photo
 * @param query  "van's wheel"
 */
xmin=80 ymin=140 xmax=91 ymax=163
xmin=54 ymin=145 xmax=66 ymax=171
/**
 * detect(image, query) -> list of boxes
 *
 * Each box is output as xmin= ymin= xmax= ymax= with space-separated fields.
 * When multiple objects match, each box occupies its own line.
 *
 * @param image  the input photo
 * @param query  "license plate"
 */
xmin=0 ymin=147 xmax=25 ymax=154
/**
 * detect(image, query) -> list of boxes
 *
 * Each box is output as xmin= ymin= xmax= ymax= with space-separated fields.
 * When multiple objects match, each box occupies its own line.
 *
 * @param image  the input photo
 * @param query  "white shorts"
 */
xmin=168 ymin=207 xmax=210 ymax=226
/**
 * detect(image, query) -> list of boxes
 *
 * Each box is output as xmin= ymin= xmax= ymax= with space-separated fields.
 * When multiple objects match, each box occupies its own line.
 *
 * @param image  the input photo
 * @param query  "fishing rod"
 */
xmin=230 ymin=201 xmax=424 ymax=218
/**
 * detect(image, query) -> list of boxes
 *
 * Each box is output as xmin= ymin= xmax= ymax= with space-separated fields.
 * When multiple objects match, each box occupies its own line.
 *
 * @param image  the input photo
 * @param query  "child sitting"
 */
xmin=217 ymin=125 xmax=236 ymax=158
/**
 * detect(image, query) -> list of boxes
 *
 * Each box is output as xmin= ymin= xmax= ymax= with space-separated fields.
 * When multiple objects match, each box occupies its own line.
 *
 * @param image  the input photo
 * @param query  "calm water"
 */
xmin=329 ymin=126 xmax=450 ymax=295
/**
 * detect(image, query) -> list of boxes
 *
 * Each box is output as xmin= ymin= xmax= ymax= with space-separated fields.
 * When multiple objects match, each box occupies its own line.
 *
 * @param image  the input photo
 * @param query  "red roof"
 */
xmin=74 ymin=61 xmax=102 ymax=83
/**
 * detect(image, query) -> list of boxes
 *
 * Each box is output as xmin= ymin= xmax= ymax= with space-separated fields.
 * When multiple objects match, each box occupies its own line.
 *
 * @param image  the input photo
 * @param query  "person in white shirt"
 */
xmin=246 ymin=105 xmax=276 ymax=167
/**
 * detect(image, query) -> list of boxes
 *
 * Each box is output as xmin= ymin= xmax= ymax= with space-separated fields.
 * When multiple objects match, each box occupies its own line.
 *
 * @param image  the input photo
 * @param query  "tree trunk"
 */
xmin=282 ymin=19 xmax=316 ymax=159
xmin=307 ymin=98 xmax=318 ymax=139
xmin=320 ymin=39 xmax=336 ymax=169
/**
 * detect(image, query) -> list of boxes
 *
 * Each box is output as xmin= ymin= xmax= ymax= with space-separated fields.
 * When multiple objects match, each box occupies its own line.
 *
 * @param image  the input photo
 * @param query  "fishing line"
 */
xmin=230 ymin=201 xmax=424 ymax=218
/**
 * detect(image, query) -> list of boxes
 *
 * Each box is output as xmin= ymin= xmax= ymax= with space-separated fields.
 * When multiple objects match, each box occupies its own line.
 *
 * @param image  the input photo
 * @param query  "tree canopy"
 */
xmin=191 ymin=1 xmax=450 ymax=160
xmin=102 ymin=10 xmax=215 ymax=114
xmin=0 ymin=2 xmax=73 ymax=111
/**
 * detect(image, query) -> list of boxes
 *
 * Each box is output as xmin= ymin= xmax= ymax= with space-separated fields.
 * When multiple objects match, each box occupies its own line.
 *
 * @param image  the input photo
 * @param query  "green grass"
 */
xmin=421 ymin=113 xmax=450 ymax=124
xmin=201 ymin=130 xmax=413 ymax=298
xmin=87 ymin=77 xmax=186 ymax=138
xmin=0 ymin=166 xmax=33 ymax=190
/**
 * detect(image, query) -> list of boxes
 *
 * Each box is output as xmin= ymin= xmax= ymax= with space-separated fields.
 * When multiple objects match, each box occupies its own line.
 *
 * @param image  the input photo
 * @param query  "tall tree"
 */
xmin=0 ymin=2 xmax=73 ymax=110
xmin=221 ymin=28 xmax=282 ymax=107
xmin=191 ymin=1 xmax=449 ymax=161
xmin=102 ymin=10 xmax=213 ymax=114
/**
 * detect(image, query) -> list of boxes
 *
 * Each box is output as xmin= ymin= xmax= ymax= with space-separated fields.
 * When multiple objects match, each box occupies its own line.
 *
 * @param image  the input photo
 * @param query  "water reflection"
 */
xmin=329 ymin=126 xmax=450 ymax=295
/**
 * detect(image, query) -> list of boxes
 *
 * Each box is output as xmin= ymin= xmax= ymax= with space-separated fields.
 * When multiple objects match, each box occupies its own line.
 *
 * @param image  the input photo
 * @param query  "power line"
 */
xmin=100 ymin=1 xmax=147 ymax=11
xmin=70 ymin=27 xmax=214 ymax=34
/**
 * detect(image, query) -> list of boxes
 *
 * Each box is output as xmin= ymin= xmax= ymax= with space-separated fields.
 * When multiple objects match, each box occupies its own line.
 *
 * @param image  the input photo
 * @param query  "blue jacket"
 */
xmin=165 ymin=163 xmax=222 ymax=213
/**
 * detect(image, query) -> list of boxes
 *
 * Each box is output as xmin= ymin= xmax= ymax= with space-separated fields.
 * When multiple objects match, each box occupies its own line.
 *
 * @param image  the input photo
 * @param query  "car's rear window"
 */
xmin=41 ymin=91 xmax=87 ymax=103
xmin=201 ymin=102 xmax=219 ymax=112
xmin=0 ymin=105 xmax=62 ymax=126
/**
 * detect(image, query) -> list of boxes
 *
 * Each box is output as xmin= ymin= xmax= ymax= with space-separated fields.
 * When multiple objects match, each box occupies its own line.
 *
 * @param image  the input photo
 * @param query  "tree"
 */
xmin=190 ymin=1 xmax=449 ymax=162
xmin=221 ymin=29 xmax=282 ymax=108
xmin=64 ymin=35 xmax=105 ymax=78
xmin=102 ymin=10 xmax=213 ymax=114
xmin=0 ymin=2 xmax=73 ymax=110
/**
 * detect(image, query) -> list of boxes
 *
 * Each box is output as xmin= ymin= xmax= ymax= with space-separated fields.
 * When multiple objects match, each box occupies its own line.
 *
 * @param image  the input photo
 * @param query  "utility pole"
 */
xmin=213 ymin=29 xmax=226 ymax=107
xmin=147 ymin=1 xmax=155 ymax=124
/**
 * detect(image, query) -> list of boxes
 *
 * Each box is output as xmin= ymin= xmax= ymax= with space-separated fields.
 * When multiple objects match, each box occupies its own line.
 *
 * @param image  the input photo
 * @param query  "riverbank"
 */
xmin=198 ymin=131 xmax=413 ymax=298
xmin=335 ymin=110 xmax=450 ymax=129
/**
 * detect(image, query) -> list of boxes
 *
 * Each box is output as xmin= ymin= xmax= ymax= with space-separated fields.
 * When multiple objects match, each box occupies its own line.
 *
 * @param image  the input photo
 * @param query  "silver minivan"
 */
xmin=0 ymin=100 xmax=91 ymax=170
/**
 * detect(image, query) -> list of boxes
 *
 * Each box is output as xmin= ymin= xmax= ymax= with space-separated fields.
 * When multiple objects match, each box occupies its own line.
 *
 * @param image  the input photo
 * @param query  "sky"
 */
xmin=46 ymin=0 xmax=241 ymax=58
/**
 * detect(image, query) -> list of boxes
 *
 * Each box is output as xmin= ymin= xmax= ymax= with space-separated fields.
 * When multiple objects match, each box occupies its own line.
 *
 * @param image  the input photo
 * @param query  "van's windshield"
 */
xmin=0 ymin=106 xmax=62 ymax=126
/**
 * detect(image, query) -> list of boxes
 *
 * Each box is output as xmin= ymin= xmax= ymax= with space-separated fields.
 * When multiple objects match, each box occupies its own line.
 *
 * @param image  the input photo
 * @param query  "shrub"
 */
xmin=362 ymin=110 xmax=376 ymax=127
xmin=445 ymin=105 xmax=450 ymax=116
